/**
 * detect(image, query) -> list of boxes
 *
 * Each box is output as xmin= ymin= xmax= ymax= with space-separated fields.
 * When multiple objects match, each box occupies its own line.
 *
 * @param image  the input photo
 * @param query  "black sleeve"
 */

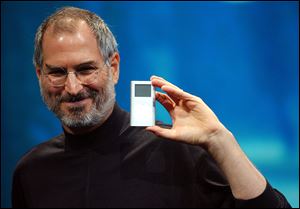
xmin=194 ymin=148 xmax=292 ymax=208
xmin=12 ymin=169 xmax=27 ymax=208
xmin=234 ymin=181 xmax=292 ymax=208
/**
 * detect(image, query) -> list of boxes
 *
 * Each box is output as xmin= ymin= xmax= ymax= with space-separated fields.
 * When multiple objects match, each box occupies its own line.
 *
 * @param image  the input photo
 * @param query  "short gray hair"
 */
xmin=33 ymin=6 xmax=118 ymax=68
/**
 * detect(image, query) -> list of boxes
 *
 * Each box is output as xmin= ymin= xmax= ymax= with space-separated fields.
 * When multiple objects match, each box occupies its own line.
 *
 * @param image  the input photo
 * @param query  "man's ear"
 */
xmin=36 ymin=67 xmax=42 ymax=80
xmin=109 ymin=52 xmax=120 ymax=84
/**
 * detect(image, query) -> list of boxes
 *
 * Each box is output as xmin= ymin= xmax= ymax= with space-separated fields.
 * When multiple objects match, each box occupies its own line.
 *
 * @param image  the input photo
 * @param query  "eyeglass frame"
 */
xmin=41 ymin=61 xmax=109 ymax=87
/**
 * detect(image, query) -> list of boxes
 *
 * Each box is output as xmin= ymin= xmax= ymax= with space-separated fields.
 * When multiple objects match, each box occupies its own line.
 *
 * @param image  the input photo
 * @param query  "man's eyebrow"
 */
xmin=45 ymin=64 xmax=65 ymax=70
xmin=74 ymin=61 xmax=98 ymax=69
xmin=44 ymin=61 xmax=98 ymax=71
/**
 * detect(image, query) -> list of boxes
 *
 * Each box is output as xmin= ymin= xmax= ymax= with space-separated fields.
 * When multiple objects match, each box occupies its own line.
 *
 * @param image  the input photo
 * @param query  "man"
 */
xmin=12 ymin=6 xmax=291 ymax=208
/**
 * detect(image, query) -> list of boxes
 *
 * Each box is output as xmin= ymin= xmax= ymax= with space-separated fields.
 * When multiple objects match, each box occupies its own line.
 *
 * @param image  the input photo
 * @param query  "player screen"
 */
xmin=135 ymin=84 xmax=151 ymax=97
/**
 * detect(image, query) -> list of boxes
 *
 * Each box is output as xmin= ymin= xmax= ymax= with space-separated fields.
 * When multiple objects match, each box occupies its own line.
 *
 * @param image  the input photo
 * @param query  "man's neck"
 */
xmin=63 ymin=105 xmax=114 ymax=135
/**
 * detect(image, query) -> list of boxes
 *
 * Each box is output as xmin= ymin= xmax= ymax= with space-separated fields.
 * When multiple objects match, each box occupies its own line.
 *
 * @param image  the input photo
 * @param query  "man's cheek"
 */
xmin=87 ymin=83 xmax=103 ymax=93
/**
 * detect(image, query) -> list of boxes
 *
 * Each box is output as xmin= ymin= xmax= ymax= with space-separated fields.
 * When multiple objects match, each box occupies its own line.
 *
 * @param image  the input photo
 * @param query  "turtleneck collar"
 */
xmin=63 ymin=103 xmax=130 ymax=152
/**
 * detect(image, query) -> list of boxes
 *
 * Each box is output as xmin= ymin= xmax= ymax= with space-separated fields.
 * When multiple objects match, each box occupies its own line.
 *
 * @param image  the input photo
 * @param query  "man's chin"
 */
xmin=66 ymin=107 xmax=86 ymax=116
xmin=60 ymin=100 xmax=93 ymax=116
xmin=60 ymin=114 xmax=96 ymax=128
xmin=58 ymin=106 xmax=102 ymax=128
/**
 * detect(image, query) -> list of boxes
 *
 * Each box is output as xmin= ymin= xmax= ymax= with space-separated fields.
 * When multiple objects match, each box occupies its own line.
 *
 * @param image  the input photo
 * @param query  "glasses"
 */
xmin=42 ymin=63 xmax=106 ymax=87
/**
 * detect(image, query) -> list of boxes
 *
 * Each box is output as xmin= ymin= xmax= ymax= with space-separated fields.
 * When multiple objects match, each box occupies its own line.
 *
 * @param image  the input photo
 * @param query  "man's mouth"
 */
xmin=63 ymin=98 xmax=90 ymax=107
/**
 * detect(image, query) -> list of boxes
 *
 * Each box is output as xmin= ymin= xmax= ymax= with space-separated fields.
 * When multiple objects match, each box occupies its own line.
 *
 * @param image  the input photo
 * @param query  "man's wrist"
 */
xmin=205 ymin=127 xmax=239 ymax=165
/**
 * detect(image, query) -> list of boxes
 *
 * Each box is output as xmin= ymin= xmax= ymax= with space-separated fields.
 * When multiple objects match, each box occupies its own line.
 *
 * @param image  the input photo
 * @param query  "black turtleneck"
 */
xmin=12 ymin=104 xmax=291 ymax=208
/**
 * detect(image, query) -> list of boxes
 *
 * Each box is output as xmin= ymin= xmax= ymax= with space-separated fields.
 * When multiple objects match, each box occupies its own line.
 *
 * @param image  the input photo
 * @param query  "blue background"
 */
xmin=1 ymin=1 xmax=299 ymax=208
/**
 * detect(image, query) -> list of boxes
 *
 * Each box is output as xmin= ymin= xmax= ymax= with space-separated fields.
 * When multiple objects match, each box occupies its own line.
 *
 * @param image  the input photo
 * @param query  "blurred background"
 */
xmin=1 ymin=1 xmax=298 ymax=208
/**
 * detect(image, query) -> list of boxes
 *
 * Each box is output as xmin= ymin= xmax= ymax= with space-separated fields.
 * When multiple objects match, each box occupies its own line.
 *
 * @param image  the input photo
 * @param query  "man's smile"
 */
xmin=63 ymin=97 xmax=91 ymax=108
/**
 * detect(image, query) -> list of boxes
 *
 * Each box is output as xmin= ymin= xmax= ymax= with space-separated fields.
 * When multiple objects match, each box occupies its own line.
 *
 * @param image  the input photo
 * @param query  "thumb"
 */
xmin=145 ymin=126 xmax=175 ymax=139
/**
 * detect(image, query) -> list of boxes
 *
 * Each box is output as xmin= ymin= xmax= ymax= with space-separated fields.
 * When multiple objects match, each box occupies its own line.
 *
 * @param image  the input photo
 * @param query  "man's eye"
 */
xmin=78 ymin=68 xmax=96 ymax=75
xmin=48 ymin=70 xmax=66 ymax=77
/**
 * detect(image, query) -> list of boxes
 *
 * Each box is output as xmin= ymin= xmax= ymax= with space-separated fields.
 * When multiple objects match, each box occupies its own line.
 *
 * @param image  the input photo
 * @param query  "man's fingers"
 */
xmin=156 ymin=92 xmax=176 ymax=113
xmin=151 ymin=75 xmax=182 ymax=91
xmin=151 ymin=75 xmax=195 ymax=100
xmin=161 ymin=85 xmax=192 ymax=101
xmin=151 ymin=75 xmax=202 ymax=109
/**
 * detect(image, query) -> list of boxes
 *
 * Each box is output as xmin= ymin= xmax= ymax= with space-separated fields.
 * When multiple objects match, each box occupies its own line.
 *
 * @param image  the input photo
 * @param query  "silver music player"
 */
xmin=130 ymin=81 xmax=155 ymax=126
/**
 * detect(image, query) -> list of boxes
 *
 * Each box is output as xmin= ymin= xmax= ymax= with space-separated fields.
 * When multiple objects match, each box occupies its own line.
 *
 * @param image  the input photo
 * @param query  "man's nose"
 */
xmin=64 ymin=72 xmax=83 ymax=95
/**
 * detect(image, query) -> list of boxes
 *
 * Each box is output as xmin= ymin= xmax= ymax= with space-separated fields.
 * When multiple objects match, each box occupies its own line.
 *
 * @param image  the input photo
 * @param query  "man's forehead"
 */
xmin=41 ymin=19 xmax=103 ymax=67
xmin=44 ymin=19 xmax=94 ymax=40
xmin=42 ymin=20 xmax=99 ymax=52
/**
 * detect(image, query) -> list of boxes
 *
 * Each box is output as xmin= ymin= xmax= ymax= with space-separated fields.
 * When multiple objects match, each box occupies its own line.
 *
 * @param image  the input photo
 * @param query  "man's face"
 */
xmin=37 ymin=20 xmax=119 ymax=129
